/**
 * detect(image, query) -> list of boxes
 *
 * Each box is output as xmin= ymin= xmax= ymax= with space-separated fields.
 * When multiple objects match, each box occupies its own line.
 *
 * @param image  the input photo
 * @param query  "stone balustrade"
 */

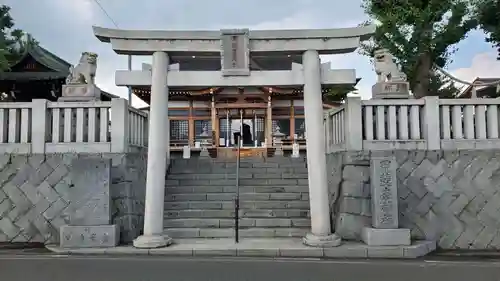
xmin=0 ymin=98 xmax=147 ymax=154
xmin=325 ymin=96 xmax=500 ymax=152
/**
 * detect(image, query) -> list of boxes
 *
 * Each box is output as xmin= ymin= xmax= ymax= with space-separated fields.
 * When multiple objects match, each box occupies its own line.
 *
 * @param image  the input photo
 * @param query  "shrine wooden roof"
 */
xmin=132 ymin=79 xmax=361 ymax=105
xmin=0 ymin=43 xmax=71 ymax=81
xmin=457 ymin=77 xmax=500 ymax=98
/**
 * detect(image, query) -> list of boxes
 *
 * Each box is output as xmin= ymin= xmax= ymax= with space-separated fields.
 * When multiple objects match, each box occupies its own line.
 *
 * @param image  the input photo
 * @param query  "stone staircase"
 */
xmin=163 ymin=157 xmax=311 ymax=239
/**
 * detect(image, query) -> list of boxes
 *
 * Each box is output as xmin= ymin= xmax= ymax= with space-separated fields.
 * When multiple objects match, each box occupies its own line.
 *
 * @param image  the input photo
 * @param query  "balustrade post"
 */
xmin=31 ymin=99 xmax=48 ymax=154
xmin=324 ymin=112 xmax=332 ymax=153
xmin=423 ymin=96 xmax=441 ymax=150
xmin=111 ymin=98 xmax=129 ymax=153
xmin=344 ymin=97 xmax=363 ymax=150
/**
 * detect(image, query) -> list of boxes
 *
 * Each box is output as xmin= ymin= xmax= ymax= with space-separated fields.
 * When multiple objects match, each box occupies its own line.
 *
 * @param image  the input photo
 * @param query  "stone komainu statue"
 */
xmin=373 ymin=48 xmax=407 ymax=82
xmin=66 ymin=52 xmax=98 ymax=85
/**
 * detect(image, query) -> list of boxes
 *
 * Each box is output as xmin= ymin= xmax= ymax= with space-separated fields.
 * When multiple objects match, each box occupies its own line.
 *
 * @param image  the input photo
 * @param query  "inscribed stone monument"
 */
xmin=64 ymin=158 xmax=112 ymax=225
xmin=60 ymin=225 xmax=119 ymax=248
xmin=59 ymin=158 xmax=120 ymax=248
xmin=362 ymin=156 xmax=410 ymax=246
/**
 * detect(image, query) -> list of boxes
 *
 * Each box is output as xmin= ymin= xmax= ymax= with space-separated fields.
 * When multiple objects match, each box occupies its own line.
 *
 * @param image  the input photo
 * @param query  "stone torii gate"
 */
xmin=93 ymin=25 xmax=375 ymax=248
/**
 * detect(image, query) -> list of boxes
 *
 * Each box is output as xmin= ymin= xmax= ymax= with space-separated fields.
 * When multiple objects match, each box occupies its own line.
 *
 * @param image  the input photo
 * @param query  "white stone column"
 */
xmin=133 ymin=51 xmax=172 ymax=248
xmin=302 ymin=50 xmax=341 ymax=247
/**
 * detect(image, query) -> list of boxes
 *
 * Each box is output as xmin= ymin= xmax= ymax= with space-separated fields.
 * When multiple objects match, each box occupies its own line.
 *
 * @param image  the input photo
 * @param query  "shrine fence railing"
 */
xmin=325 ymin=96 xmax=500 ymax=152
xmin=0 ymin=98 xmax=148 ymax=154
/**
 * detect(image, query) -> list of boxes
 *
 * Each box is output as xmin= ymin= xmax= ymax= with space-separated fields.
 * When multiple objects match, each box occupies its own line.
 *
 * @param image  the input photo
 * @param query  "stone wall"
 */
xmin=330 ymin=150 xmax=500 ymax=250
xmin=0 ymin=152 xmax=146 ymax=244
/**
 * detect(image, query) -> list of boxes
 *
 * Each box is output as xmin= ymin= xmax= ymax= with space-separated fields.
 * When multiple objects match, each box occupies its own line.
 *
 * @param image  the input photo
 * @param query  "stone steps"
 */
xmin=164 ymin=157 xmax=310 ymax=239
xmin=165 ymin=186 xmax=310 ymax=194
xmin=164 ymin=218 xmax=310 ymax=228
xmin=164 ymin=200 xmax=310 ymax=210
xmin=167 ymin=173 xmax=309 ymax=180
xmin=164 ymin=208 xmax=310 ymax=218
xmin=166 ymin=179 xmax=309 ymax=186
xmin=165 ymin=192 xmax=309 ymax=202
xmin=164 ymin=227 xmax=308 ymax=238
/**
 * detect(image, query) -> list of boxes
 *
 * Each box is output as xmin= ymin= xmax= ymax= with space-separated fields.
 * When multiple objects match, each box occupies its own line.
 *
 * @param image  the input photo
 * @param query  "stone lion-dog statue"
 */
xmin=374 ymin=48 xmax=407 ymax=82
xmin=66 ymin=52 xmax=98 ymax=85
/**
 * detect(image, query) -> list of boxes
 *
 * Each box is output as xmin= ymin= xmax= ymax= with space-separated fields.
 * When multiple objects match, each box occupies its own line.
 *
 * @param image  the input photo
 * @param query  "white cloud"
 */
xmin=450 ymin=52 xmax=500 ymax=83
xmin=322 ymin=53 xmax=376 ymax=100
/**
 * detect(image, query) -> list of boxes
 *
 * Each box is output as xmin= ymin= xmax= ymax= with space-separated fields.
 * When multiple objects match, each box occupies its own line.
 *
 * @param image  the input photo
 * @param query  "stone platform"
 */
xmin=46 ymin=238 xmax=436 ymax=259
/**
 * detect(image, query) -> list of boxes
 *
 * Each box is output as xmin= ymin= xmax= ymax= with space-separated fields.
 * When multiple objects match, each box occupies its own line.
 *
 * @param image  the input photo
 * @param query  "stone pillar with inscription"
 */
xmin=60 ymin=158 xmax=120 ymax=248
xmin=361 ymin=156 xmax=411 ymax=246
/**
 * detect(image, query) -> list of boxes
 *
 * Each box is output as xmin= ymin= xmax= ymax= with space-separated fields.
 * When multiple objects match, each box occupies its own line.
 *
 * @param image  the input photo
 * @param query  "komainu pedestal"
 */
xmin=372 ymin=81 xmax=410 ymax=99
xmin=59 ymin=84 xmax=101 ymax=102
xmin=59 ymin=158 xmax=120 ymax=248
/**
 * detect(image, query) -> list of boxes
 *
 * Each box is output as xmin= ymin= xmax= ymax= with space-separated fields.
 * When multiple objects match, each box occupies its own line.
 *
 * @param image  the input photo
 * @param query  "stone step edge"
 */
xmin=164 ymin=218 xmax=311 ymax=228
xmin=164 ymin=227 xmax=309 ymax=238
xmin=164 ymin=193 xmax=311 ymax=201
xmin=164 ymin=209 xmax=310 ymax=218
xmin=164 ymin=185 xmax=310 ymax=188
xmin=163 ymin=207 xmax=311 ymax=211
xmin=163 ymin=199 xmax=309 ymax=203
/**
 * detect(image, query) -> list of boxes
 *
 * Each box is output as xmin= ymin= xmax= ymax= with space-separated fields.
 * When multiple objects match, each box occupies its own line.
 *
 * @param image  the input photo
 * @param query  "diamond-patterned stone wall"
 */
xmin=330 ymin=150 xmax=500 ymax=249
xmin=0 ymin=152 xmax=146 ymax=244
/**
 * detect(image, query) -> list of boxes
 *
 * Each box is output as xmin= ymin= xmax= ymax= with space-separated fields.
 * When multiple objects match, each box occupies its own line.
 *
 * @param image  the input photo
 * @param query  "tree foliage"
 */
xmin=0 ymin=5 xmax=36 ymax=72
xmin=324 ymin=85 xmax=358 ymax=102
xmin=361 ymin=0 xmax=478 ymax=98
xmin=475 ymin=0 xmax=500 ymax=60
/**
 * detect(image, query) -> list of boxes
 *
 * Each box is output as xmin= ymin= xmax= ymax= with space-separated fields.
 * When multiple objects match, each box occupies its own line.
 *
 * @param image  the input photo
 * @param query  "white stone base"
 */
xmin=362 ymin=227 xmax=411 ymax=246
xmin=59 ymin=84 xmax=101 ymax=101
xmin=371 ymin=82 xmax=410 ymax=99
xmin=133 ymin=235 xmax=173 ymax=249
xmin=60 ymin=225 xmax=119 ymax=248
xmin=302 ymin=232 xmax=342 ymax=247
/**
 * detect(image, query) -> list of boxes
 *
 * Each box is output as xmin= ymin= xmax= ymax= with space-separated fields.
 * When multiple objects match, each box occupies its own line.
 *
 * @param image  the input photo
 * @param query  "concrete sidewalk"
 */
xmin=46 ymin=238 xmax=436 ymax=258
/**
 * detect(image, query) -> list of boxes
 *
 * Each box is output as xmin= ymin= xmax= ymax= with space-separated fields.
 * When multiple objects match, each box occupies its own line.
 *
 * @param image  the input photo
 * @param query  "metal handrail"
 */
xmin=234 ymin=136 xmax=241 ymax=243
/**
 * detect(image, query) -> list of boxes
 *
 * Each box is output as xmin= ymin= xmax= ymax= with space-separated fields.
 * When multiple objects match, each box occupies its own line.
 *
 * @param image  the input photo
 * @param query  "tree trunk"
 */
xmin=413 ymin=52 xmax=432 ymax=98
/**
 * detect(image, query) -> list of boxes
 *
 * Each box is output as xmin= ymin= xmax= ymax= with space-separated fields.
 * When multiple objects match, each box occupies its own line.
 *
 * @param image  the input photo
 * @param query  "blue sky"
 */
xmin=4 ymin=0 xmax=500 ymax=106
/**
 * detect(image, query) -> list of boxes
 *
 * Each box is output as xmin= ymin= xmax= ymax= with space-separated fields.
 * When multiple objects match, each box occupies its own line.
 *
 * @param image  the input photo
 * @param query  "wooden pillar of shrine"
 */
xmin=290 ymin=99 xmax=295 ymax=141
xmin=211 ymin=94 xmax=218 ymax=147
xmin=188 ymin=99 xmax=194 ymax=146
xmin=266 ymin=94 xmax=273 ymax=146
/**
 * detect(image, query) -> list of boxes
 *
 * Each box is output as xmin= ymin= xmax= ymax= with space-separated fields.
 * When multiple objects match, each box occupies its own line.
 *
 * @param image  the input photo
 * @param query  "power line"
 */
xmin=91 ymin=0 xmax=134 ymax=106
xmin=92 ymin=0 xmax=119 ymax=28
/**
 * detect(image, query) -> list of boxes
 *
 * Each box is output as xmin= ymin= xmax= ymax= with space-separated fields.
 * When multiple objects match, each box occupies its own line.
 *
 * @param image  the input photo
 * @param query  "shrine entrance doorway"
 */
xmin=218 ymin=108 xmax=266 ymax=148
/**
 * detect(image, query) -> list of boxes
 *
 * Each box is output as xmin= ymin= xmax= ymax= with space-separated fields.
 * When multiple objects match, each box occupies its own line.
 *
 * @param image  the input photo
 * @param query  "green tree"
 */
xmin=360 ymin=0 xmax=478 ymax=98
xmin=0 ymin=5 xmax=35 ymax=72
xmin=324 ymin=85 xmax=358 ymax=102
xmin=476 ymin=0 xmax=500 ymax=60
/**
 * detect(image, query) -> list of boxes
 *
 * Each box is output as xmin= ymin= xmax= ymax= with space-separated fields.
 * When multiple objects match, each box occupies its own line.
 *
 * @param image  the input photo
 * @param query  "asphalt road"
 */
xmin=1 ymin=253 xmax=500 ymax=281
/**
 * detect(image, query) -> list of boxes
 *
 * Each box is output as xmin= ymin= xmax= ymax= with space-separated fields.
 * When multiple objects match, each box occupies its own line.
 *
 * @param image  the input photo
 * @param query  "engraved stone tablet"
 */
xmin=372 ymin=81 xmax=410 ymax=99
xmin=370 ymin=156 xmax=399 ymax=229
xmin=64 ymin=158 xmax=112 ymax=226
xmin=60 ymin=225 xmax=119 ymax=248
xmin=220 ymin=29 xmax=250 ymax=76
